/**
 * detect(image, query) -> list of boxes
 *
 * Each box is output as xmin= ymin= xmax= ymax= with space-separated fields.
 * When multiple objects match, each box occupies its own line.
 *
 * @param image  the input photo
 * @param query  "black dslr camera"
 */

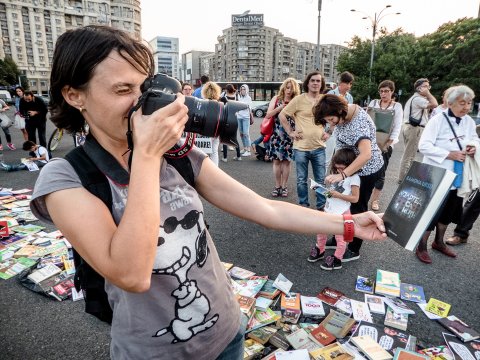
xmin=140 ymin=74 xmax=246 ymax=146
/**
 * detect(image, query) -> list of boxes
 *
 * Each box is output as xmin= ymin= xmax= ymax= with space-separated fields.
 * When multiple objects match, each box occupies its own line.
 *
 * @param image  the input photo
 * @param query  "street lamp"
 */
xmin=315 ymin=0 xmax=323 ymax=72
xmin=350 ymin=5 xmax=400 ymax=83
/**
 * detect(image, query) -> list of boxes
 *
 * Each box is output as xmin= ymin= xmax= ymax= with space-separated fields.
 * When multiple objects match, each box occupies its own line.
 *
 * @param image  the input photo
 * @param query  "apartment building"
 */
xmin=149 ymin=36 xmax=180 ymax=79
xmin=0 ymin=0 xmax=141 ymax=94
xmin=180 ymin=50 xmax=214 ymax=86
xmin=204 ymin=13 xmax=347 ymax=83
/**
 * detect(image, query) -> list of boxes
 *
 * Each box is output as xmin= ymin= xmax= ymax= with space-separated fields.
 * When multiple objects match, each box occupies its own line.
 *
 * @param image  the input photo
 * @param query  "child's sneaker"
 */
xmin=307 ymin=246 xmax=324 ymax=263
xmin=320 ymin=255 xmax=343 ymax=270
xmin=7 ymin=143 xmax=16 ymax=150
xmin=0 ymin=144 xmax=3 ymax=151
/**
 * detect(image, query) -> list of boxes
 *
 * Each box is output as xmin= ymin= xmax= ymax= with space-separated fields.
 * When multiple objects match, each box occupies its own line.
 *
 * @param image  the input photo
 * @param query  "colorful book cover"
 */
xmin=350 ymin=321 xmax=411 ymax=355
xmin=0 ymin=220 xmax=10 ymax=237
xmin=418 ymin=345 xmax=454 ymax=360
xmin=273 ymin=273 xmax=293 ymax=294
xmin=351 ymin=299 xmax=373 ymax=323
xmin=317 ymin=287 xmax=345 ymax=306
xmin=300 ymin=295 xmax=325 ymax=318
xmin=425 ymin=298 xmax=451 ymax=317
xmin=384 ymin=306 xmax=408 ymax=331
xmin=393 ymin=348 xmax=430 ymax=360
xmin=285 ymin=328 xmax=318 ymax=351
xmin=383 ymin=161 xmax=455 ymax=251
xmin=365 ymin=294 xmax=386 ymax=315
xmin=400 ymin=283 xmax=426 ymax=303
xmin=335 ymin=296 xmax=353 ymax=316
xmin=383 ymin=297 xmax=415 ymax=315
xmin=234 ymin=278 xmax=267 ymax=297
xmin=309 ymin=343 xmax=354 ymax=360
xmin=308 ymin=325 xmax=336 ymax=346
xmin=229 ymin=266 xmax=255 ymax=279
xmin=437 ymin=315 xmax=480 ymax=342
xmin=356 ymin=275 xmax=375 ymax=294
xmin=443 ymin=332 xmax=480 ymax=360
xmin=351 ymin=335 xmax=393 ymax=360
xmin=259 ymin=279 xmax=281 ymax=299
xmin=246 ymin=308 xmax=281 ymax=332
xmin=320 ymin=309 xmax=356 ymax=338
xmin=375 ymin=269 xmax=401 ymax=298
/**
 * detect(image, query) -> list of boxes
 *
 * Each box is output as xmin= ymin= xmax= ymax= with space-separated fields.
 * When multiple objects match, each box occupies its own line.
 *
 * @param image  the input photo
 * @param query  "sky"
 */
xmin=140 ymin=0 xmax=478 ymax=55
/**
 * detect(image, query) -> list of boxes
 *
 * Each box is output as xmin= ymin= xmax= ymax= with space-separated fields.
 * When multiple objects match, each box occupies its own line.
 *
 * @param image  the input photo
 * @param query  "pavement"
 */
xmin=0 ymin=106 xmax=479 ymax=359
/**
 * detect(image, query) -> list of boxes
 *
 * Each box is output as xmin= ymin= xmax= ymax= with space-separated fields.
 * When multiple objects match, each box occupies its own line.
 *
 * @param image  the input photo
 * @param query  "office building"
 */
xmin=0 ymin=0 xmax=141 ymax=94
xmin=180 ymin=50 xmax=214 ymax=86
xmin=149 ymin=36 xmax=180 ymax=79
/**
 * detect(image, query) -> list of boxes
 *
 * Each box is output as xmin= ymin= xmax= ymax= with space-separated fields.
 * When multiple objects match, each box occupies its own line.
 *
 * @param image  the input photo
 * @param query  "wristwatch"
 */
xmin=343 ymin=213 xmax=355 ymax=242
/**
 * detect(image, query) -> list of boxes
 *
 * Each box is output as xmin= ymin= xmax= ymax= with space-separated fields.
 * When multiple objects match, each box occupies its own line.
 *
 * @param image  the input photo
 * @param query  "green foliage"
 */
xmin=0 ymin=56 xmax=25 ymax=90
xmin=337 ymin=17 xmax=480 ymax=106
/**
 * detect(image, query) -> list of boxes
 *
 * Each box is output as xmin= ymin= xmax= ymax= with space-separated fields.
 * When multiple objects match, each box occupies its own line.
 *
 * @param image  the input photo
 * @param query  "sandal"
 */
xmin=371 ymin=200 xmax=379 ymax=211
xmin=281 ymin=187 xmax=288 ymax=197
xmin=272 ymin=187 xmax=281 ymax=197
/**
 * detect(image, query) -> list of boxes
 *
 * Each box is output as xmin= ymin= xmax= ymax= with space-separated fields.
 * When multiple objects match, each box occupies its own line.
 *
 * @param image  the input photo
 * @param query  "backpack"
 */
xmin=64 ymin=144 xmax=195 ymax=324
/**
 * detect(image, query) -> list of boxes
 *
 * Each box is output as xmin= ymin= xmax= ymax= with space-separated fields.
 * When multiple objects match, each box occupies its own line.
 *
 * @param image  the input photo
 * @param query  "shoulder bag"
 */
xmin=407 ymin=96 xmax=422 ymax=127
xmin=442 ymin=112 xmax=464 ymax=188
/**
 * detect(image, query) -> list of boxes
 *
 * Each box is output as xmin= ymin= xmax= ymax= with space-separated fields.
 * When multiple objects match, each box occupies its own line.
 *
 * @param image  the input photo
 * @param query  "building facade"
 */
xmin=203 ymin=13 xmax=347 ymax=84
xmin=180 ymin=50 xmax=214 ymax=86
xmin=0 ymin=0 xmax=141 ymax=94
xmin=149 ymin=36 xmax=180 ymax=79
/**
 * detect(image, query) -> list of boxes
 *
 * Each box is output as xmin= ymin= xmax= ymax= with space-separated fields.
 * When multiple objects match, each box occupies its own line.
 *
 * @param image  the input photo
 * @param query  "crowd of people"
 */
xmin=0 ymin=24 xmax=477 ymax=360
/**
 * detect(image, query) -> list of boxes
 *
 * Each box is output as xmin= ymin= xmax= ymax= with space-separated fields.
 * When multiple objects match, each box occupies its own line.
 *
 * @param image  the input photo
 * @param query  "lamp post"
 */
xmin=315 ymin=0 xmax=323 ymax=72
xmin=350 ymin=5 xmax=400 ymax=83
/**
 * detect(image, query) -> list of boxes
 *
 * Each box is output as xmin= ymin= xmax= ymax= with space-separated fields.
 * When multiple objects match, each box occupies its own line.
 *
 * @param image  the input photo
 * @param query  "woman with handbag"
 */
xmin=0 ymin=99 xmax=16 ymax=151
xmin=367 ymin=80 xmax=403 ymax=211
xmin=14 ymin=86 xmax=28 ymax=141
xmin=266 ymin=78 xmax=300 ymax=197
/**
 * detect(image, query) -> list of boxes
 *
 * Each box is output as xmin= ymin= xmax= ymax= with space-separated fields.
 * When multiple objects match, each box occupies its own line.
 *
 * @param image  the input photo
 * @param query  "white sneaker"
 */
xmin=233 ymin=157 xmax=242 ymax=161
xmin=221 ymin=158 xmax=227 ymax=163
xmin=241 ymin=151 xmax=251 ymax=157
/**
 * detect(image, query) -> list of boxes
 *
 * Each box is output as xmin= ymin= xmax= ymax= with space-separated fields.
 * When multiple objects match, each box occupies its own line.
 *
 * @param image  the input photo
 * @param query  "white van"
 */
xmin=0 ymin=90 xmax=13 ymax=105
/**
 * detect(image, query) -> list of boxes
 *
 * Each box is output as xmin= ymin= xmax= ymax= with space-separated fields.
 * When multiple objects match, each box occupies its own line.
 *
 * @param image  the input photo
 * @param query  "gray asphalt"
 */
xmin=0 ymin=106 xmax=479 ymax=359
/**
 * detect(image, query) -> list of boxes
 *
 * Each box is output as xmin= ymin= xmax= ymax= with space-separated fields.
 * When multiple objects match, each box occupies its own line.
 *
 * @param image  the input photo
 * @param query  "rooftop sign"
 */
xmin=232 ymin=14 xmax=264 ymax=27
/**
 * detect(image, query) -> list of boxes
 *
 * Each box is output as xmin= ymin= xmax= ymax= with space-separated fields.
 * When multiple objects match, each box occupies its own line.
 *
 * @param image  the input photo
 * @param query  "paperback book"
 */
xmin=258 ymin=279 xmax=281 ymax=299
xmin=320 ymin=309 xmax=356 ymax=339
xmin=247 ymin=325 xmax=278 ymax=345
xmin=300 ymin=295 xmax=325 ymax=319
xmin=351 ymin=335 xmax=393 ymax=360
xmin=285 ymin=328 xmax=319 ymax=351
xmin=393 ymin=348 xmax=430 ymax=360
xmin=437 ymin=315 xmax=480 ymax=342
xmin=356 ymin=275 xmax=375 ymax=294
xmin=317 ymin=287 xmax=345 ymax=306
xmin=281 ymin=292 xmax=302 ymax=324
xmin=276 ymin=349 xmax=310 ymax=360
xmin=443 ymin=333 xmax=480 ymax=360
xmin=375 ymin=270 xmax=401 ymax=298
xmin=234 ymin=278 xmax=268 ymax=298
xmin=350 ymin=322 xmax=412 ymax=355
xmin=309 ymin=342 xmax=354 ymax=360
xmin=365 ymin=294 xmax=386 ymax=315
xmin=351 ymin=299 xmax=373 ymax=323
xmin=400 ymin=283 xmax=426 ymax=303
xmin=308 ymin=325 xmax=336 ymax=346
xmin=335 ymin=296 xmax=353 ymax=316
xmin=384 ymin=306 xmax=408 ymax=331
xmin=383 ymin=297 xmax=415 ymax=315
xmin=229 ymin=266 xmax=255 ymax=280
xmin=417 ymin=345 xmax=454 ymax=360
xmin=383 ymin=161 xmax=456 ymax=251
xmin=273 ymin=273 xmax=293 ymax=294
xmin=425 ymin=298 xmax=451 ymax=317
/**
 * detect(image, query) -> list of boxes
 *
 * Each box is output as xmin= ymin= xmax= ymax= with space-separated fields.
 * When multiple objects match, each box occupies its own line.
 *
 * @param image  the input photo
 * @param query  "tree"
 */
xmin=337 ymin=17 xmax=480 ymax=105
xmin=0 ymin=56 xmax=26 ymax=91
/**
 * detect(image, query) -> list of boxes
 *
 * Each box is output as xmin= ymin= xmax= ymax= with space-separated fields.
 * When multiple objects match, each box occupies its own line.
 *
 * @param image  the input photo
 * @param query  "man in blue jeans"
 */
xmin=279 ymin=71 xmax=327 ymax=210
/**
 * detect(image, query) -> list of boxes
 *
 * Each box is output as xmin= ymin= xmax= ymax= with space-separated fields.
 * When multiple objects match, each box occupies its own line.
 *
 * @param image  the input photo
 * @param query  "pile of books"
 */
xmin=225 ymin=264 xmax=480 ymax=360
xmin=0 ymin=188 xmax=81 ymax=302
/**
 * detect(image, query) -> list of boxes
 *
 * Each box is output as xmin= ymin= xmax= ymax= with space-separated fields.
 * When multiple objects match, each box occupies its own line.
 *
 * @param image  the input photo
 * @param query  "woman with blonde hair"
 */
xmin=267 ymin=78 xmax=300 ymax=197
xmin=201 ymin=81 xmax=222 ymax=166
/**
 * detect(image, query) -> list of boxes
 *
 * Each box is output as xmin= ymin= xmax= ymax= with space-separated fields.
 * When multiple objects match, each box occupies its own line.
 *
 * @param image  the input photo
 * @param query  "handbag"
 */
xmin=0 ymin=113 xmax=13 ymax=128
xmin=407 ymin=97 xmax=422 ymax=127
xmin=260 ymin=116 xmax=274 ymax=137
xmin=367 ymin=100 xmax=395 ymax=152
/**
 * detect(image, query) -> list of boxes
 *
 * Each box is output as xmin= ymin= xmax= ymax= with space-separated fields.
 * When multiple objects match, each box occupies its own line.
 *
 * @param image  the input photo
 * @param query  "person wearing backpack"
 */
xmin=29 ymin=26 xmax=387 ymax=360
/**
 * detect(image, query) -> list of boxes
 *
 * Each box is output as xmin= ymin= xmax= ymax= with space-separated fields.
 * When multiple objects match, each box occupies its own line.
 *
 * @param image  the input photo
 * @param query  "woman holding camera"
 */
xmin=30 ymin=26 xmax=386 ymax=360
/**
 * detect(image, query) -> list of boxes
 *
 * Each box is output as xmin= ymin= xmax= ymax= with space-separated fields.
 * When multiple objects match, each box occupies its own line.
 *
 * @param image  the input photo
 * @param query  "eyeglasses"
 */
xmin=421 ymin=85 xmax=431 ymax=90
xmin=379 ymin=89 xmax=391 ymax=93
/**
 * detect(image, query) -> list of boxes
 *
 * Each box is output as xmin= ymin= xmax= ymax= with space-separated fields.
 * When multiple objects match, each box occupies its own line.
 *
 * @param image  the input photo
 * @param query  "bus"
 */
xmin=216 ymin=81 xmax=302 ymax=105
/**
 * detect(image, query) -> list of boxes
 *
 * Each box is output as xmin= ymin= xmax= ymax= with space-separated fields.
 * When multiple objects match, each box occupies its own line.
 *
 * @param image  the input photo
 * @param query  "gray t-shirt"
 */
xmin=30 ymin=147 xmax=240 ymax=360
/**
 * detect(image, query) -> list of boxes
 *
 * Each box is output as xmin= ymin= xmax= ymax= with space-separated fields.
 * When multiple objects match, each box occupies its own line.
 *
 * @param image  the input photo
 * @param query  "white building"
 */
xmin=149 ymin=36 xmax=180 ymax=79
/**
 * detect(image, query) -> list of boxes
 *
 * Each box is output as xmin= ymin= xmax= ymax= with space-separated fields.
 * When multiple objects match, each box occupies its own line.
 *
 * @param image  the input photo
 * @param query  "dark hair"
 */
xmin=302 ymin=71 xmax=325 ymax=93
xmin=339 ymin=71 xmax=354 ymax=84
xmin=49 ymin=25 xmax=154 ymax=133
xmin=414 ymin=78 xmax=429 ymax=90
xmin=313 ymin=94 xmax=348 ymax=126
xmin=182 ymin=82 xmax=192 ymax=89
xmin=378 ymin=80 xmax=395 ymax=92
xmin=225 ymin=84 xmax=236 ymax=93
xmin=22 ymin=140 xmax=36 ymax=151
xmin=331 ymin=148 xmax=357 ymax=174
xmin=200 ymin=75 xmax=209 ymax=84
xmin=24 ymin=90 xmax=34 ymax=97
xmin=15 ymin=86 xmax=25 ymax=93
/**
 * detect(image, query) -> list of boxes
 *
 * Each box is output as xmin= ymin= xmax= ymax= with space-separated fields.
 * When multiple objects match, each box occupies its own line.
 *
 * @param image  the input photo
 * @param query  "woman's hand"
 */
xmin=466 ymin=145 xmax=476 ymax=157
xmin=325 ymin=173 xmax=343 ymax=185
xmin=321 ymin=132 xmax=331 ymax=141
xmin=132 ymin=94 xmax=189 ymax=157
xmin=447 ymin=150 xmax=466 ymax=162
xmin=289 ymin=130 xmax=303 ymax=141
xmin=352 ymin=211 xmax=387 ymax=241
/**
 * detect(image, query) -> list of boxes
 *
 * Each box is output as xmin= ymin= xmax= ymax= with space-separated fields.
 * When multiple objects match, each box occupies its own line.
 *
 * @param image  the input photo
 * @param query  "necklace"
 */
xmin=379 ymin=100 xmax=393 ymax=110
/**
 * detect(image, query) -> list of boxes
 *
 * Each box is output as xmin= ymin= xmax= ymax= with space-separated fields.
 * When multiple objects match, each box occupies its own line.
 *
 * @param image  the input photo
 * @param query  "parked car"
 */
xmin=0 ymin=90 xmax=14 ymax=105
xmin=252 ymin=102 xmax=269 ymax=118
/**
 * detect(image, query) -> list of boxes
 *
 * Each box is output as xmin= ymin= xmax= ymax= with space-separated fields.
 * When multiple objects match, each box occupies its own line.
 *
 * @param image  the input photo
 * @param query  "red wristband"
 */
xmin=343 ymin=213 xmax=355 ymax=242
